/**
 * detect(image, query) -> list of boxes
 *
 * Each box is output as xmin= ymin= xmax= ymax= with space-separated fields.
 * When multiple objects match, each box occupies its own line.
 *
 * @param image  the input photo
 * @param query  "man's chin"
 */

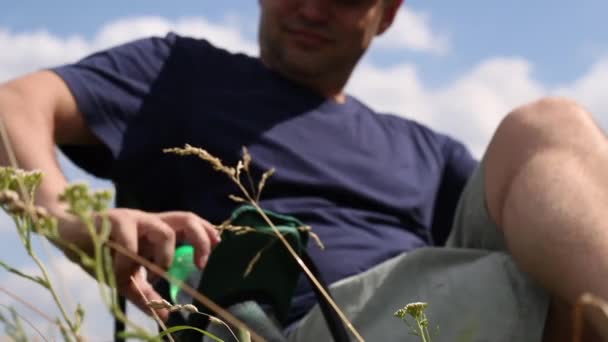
xmin=281 ymin=62 xmax=327 ymax=80
xmin=279 ymin=53 xmax=331 ymax=76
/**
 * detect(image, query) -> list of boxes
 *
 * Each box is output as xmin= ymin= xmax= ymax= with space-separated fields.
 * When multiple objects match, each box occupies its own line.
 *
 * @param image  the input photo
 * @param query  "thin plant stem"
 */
xmin=83 ymin=217 xmax=112 ymax=308
xmin=238 ymin=329 xmax=251 ymax=342
xmin=0 ymin=117 xmax=26 ymax=202
xmin=104 ymin=249 xmax=148 ymax=337
xmin=0 ymin=304 xmax=49 ymax=342
xmin=248 ymin=200 xmax=364 ymax=342
xmin=244 ymin=237 xmax=278 ymax=278
xmin=0 ymin=258 xmax=43 ymax=285
xmin=422 ymin=313 xmax=431 ymax=342
xmin=0 ymin=117 xmax=79 ymax=338
xmin=0 ymin=286 xmax=55 ymax=324
xmin=36 ymin=232 xmax=149 ymax=337
xmin=28 ymin=243 xmax=76 ymax=334
xmin=192 ymin=311 xmax=240 ymax=342
xmin=245 ymin=172 xmax=256 ymax=202
xmin=130 ymin=275 xmax=175 ymax=342
xmin=416 ymin=319 xmax=428 ymax=342
xmin=40 ymin=237 xmax=75 ymax=317
xmin=88 ymin=219 xmax=148 ymax=337
xmin=1 ymin=116 xmax=154 ymax=340
xmin=105 ymin=240 xmax=266 ymax=342
xmin=165 ymin=146 xmax=363 ymax=342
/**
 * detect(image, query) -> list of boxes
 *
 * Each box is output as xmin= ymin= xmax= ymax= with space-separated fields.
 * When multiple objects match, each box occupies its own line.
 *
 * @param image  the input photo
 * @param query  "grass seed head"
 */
xmin=182 ymin=304 xmax=199 ymax=313
xmin=242 ymin=147 xmax=252 ymax=172
xmin=164 ymin=145 xmax=236 ymax=178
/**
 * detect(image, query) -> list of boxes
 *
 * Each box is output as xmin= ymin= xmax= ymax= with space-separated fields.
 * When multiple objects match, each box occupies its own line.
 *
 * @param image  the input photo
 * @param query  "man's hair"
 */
xmin=384 ymin=0 xmax=403 ymax=8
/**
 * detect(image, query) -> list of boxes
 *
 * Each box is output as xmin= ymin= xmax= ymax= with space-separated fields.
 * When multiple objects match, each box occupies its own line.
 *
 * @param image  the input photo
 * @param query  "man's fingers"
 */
xmin=125 ymin=268 xmax=170 ymax=322
xmin=202 ymin=218 xmax=222 ymax=245
xmin=197 ymin=218 xmax=221 ymax=265
xmin=137 ymin=215 xmax=176 ymax=271
xmin=158 ymin=212 xmax=218 ymax=269
xmin=109 ymin=215 xmax=140 ymax=287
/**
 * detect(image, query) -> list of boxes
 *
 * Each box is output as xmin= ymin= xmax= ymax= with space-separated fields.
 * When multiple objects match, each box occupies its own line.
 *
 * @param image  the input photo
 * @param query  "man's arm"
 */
xmin=0 ymin=71 xmax=220 ymax=320
xmin=430 ymin=135 xmax=478 ymax=245
xmin=0 ymin=71 xmax=98 ymax=210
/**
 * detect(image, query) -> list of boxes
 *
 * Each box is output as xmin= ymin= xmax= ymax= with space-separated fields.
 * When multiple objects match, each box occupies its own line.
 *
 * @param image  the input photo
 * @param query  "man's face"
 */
xmin=258 ymin=0 xmax=399 ymax=82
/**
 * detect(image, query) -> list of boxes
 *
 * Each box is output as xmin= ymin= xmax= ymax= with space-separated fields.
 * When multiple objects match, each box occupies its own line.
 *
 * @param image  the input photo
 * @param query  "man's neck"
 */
xmin=290 ymin=74 xmax=348 ymax=103
xmin=260 ymin=57 xmax=350 ymax=104
xmin=332 ymin=93 xmax=347 ymax=104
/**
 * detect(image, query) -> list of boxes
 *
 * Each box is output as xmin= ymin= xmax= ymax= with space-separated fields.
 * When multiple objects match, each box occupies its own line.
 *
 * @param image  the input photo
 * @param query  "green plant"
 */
xmin=0 ymin=147 xmax=304 ymax=340
xmin=0 ymin=166 xmax=240 ymax=341
xmin=0 ymin=167 xmax=158 ymax=340
xmin=394 ymin=302 xmax=433 ymax=342
xmin=0 ymin=304 xmax=31 ymax=342
xmin=0 ymin=168 xmax=87 ymax=341
xmin=0 ymin=144 xmax=361 ymax=341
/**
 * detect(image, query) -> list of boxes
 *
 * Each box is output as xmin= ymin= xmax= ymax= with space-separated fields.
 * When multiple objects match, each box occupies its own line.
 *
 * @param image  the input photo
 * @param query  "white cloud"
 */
xmin=555 ymin=59 xmax=608 ymax=132
xmin=93 ymin=16 xmax=258 ymax=55
xmin=0 ymin=16 xmax=258 ymax=83
xmin=375 ymin=8 xmax=450 ymax=55
xmin=349 ymin=57 xmax=546 ymax=156
xmin=349 ymin=55 xmax=608 ymax=157
xmin=0 ymin=29 xmax=89 ymax=82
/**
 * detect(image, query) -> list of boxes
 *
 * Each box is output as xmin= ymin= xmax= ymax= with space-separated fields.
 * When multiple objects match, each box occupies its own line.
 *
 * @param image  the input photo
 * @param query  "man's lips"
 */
xmin=285 ymin=28 xmax=332 ymax=48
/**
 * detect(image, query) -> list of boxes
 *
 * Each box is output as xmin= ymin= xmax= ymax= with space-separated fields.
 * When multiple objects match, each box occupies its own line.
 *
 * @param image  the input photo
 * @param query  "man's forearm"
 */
xmin=0 ymin=78 xmax=72 ymax=214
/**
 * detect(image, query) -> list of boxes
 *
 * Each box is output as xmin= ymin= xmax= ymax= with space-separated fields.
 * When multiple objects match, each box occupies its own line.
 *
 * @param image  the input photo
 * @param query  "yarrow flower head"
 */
xmin=0 ymin=167 xmax=43 ymax=200
xmin=58 ymin=183 xmax=113 ymax=217
xmin=394 ymin=302 xmax=433 ymax=341
xmin=394 ymin=302 xmax=429 ymax=320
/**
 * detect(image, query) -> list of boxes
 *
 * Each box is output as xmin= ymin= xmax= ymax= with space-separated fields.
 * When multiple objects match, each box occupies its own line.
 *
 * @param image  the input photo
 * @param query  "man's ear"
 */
xmin=377 ymin=0 xmax=404 ymax=35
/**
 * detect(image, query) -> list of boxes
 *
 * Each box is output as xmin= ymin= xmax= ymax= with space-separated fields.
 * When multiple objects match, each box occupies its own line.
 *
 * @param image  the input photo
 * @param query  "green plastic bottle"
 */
xmin=167 ymin=245 xmax=197 ymax=303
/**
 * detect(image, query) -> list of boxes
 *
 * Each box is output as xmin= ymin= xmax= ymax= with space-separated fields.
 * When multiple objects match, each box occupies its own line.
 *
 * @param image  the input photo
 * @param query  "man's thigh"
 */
xmin=446 ymin=163 xmax=507 ymax=251
xmin=288 ymin=164 xmax=550 ymax=342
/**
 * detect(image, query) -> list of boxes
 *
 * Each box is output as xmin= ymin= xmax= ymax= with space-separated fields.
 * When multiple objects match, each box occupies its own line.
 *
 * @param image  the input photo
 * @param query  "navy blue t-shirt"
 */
xmin=53 ymin=33 xmax=477 ymax=324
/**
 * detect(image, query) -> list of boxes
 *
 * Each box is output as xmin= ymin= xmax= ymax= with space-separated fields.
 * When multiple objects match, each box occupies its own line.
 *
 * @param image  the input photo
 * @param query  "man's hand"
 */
xmin=1 ymin=73 xmax=221 ymax=320
xmin=59 ymin=208 xmax=221 ymax=321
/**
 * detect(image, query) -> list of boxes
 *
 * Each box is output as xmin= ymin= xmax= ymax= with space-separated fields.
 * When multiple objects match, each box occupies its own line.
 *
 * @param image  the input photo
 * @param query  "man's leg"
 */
xmin=483 ymin=97 xmax=608 ymax=339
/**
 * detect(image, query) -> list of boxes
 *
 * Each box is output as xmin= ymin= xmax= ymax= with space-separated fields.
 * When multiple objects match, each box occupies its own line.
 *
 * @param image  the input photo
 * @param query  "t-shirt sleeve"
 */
xmin=51 ymin=34 xmax=177 ymax=178
xmin=430 ymin=136 xmax=478 ymax=245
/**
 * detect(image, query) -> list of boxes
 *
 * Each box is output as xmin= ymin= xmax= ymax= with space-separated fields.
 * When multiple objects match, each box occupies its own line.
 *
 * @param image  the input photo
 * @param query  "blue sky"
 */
xmin=1 ymin=0 xmax=608 ymax=339
xmin=3 ymin=0 xmax=608 ymax=86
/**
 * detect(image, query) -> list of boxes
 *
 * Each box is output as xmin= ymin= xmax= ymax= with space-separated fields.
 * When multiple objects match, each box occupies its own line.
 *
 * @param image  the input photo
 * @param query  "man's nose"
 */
xmin=297 ymin=0 xmax=331 ymax=23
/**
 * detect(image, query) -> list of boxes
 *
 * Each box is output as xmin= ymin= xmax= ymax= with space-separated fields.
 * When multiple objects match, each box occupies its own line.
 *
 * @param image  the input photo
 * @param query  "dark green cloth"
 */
xmin=198 ymin=205 xmax=309 ymax=321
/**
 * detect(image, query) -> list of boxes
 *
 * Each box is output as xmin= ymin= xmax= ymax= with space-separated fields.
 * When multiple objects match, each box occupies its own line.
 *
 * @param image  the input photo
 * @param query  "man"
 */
xmin=0 ymin=0 xmax=607 ymax=340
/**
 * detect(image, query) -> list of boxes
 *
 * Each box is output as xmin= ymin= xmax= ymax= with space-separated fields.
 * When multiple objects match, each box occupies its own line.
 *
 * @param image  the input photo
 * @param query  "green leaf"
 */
xmin=74 ymin=303 xmax=85 ymax=332
xmin=0 ymin=260 xmax=45 ymax=286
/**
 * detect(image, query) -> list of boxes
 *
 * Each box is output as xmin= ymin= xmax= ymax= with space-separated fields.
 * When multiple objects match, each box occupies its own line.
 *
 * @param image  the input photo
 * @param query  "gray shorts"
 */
xmin=287 ymin=165 xmax=550 ymax=342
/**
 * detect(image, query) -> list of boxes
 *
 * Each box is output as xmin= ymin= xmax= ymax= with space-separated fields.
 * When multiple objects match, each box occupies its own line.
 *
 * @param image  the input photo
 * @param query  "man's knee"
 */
xmin=491 ymin=97 xmax=599 ymax=155
xmin=482 ymin=96 xmax=599 ymax=225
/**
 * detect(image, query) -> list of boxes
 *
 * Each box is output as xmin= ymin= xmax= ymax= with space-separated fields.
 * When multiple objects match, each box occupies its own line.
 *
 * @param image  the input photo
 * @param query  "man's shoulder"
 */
xmin=97 ymin=32 xmax=258 ymax=76
xmin=167 ymin=33 xmax=259 ymax=67
xmin=347 ymin=96 xmax=467 ymax=150
xmin=348 ymin=96 xmax=435 ymax=132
